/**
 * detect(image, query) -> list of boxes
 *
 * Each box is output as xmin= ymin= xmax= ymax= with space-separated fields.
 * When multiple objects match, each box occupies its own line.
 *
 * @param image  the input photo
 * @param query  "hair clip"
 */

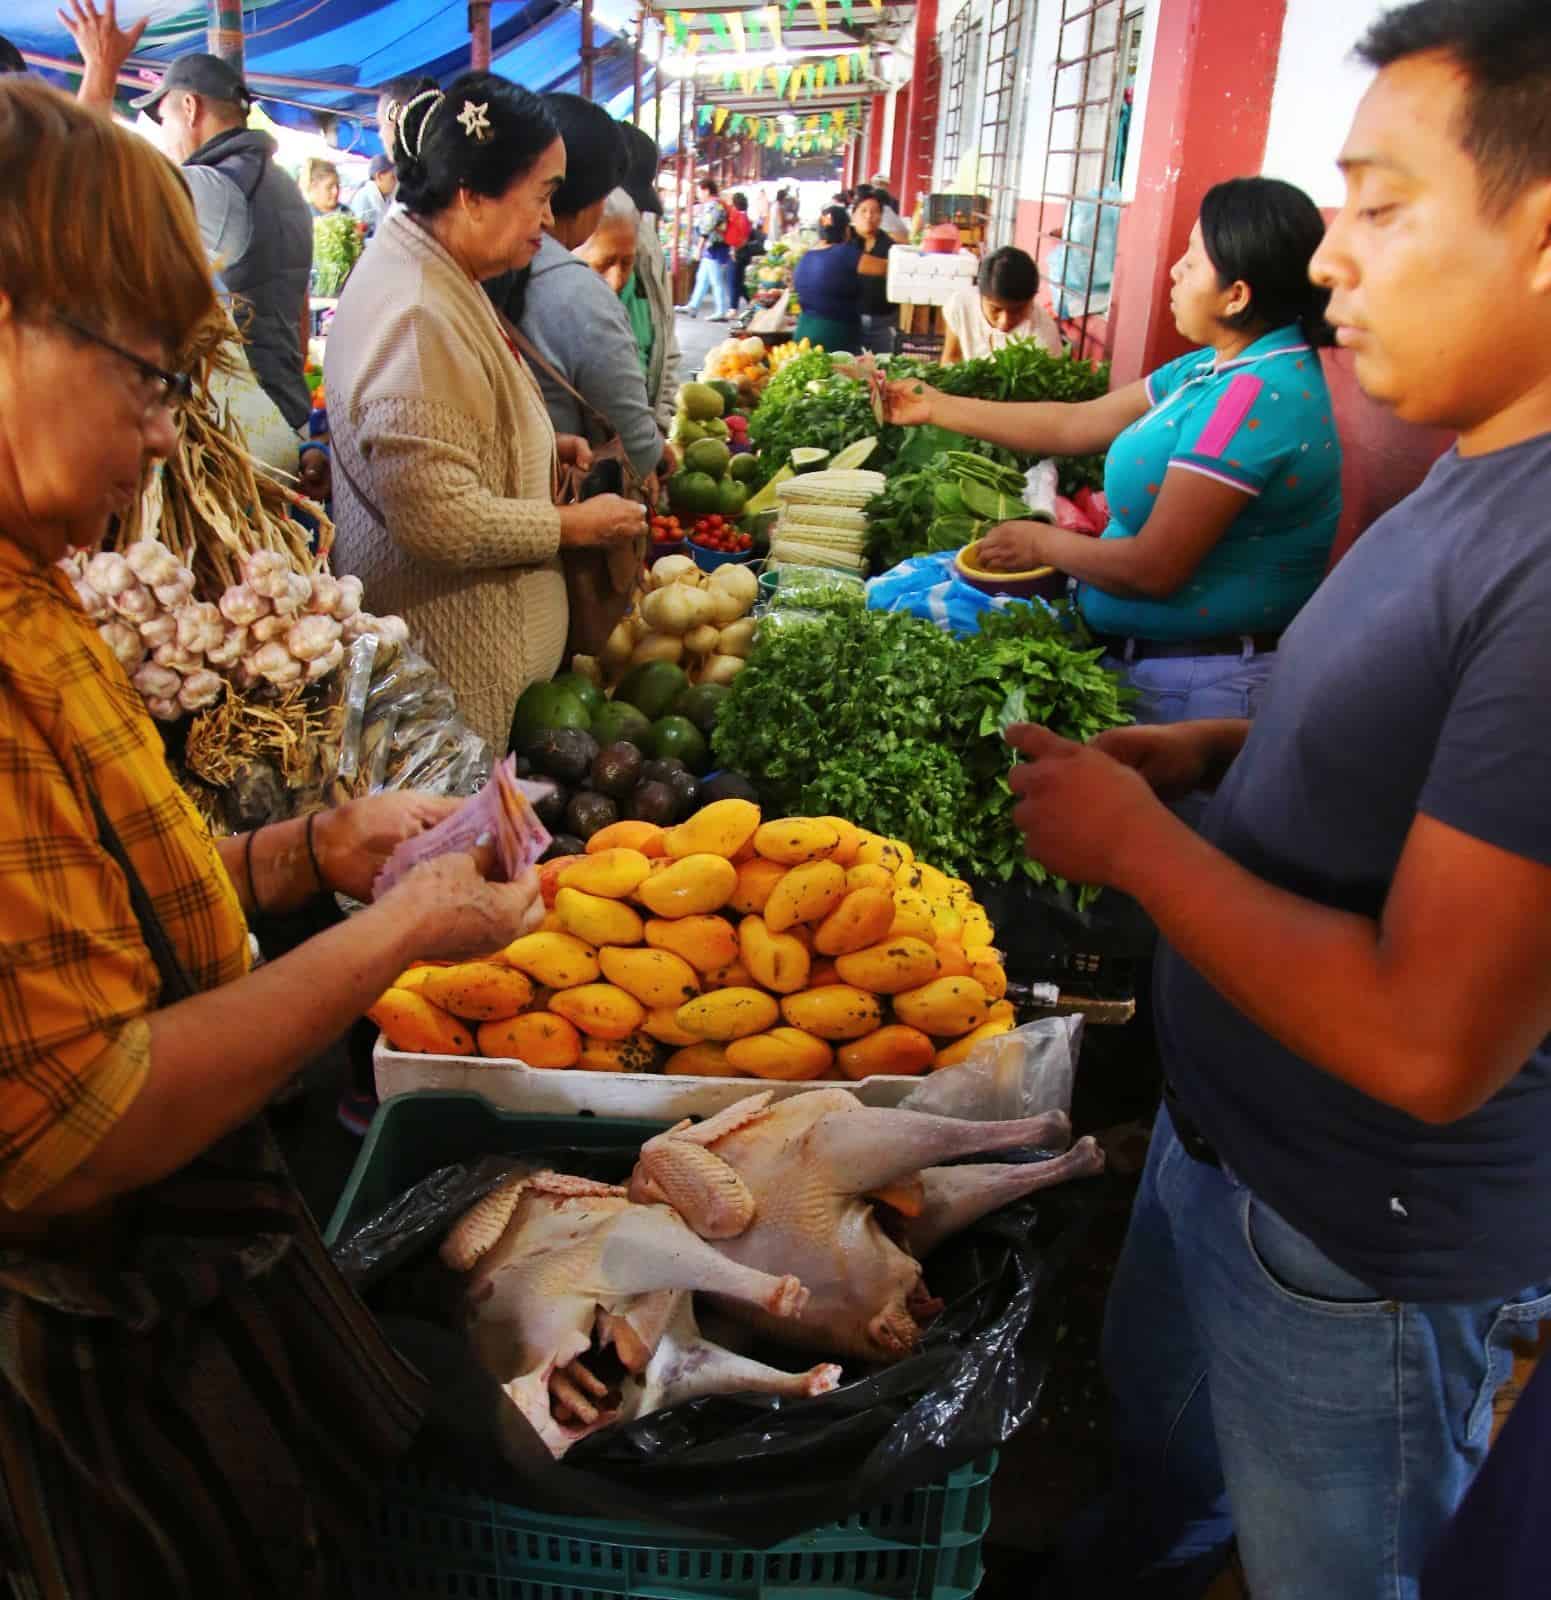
xmin=457 ymin=100 xmax=493 ymax=142
xmin=398 ymin=88 xmax=445 ymax=159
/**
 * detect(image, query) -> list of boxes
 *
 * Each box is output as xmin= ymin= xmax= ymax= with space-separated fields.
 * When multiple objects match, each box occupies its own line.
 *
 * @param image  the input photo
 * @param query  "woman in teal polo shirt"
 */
xmin=885 ymin=177 xmax=1341 ymax=723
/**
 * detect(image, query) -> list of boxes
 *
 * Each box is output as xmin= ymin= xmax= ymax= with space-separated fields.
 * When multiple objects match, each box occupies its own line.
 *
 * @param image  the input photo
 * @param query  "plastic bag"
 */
xmin=331 ymin=1114 xmax=1105 ymax=1545
xmin=899 ymin=1016 xmax=1082 ymax=1122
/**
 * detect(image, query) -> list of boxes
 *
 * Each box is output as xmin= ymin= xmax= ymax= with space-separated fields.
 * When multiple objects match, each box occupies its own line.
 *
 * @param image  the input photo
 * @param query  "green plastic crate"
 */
xmin=326 ymin=1092 xmax=995 ymax=1599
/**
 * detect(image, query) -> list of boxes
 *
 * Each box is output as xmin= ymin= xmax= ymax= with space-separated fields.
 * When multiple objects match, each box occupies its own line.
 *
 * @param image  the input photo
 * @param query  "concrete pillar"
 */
xmin=469 ymin=0 xmax=491 ymax=70
xmin=206 ymin=0 xmax=244 ymax=69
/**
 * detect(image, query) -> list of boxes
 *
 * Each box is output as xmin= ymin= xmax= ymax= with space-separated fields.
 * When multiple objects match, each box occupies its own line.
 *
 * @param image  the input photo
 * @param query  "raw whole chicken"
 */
xmin=629 ymin=1090 xmax=1106 ymax=1363
xmin=441 ymin=1170 xmax=840 ymax=1458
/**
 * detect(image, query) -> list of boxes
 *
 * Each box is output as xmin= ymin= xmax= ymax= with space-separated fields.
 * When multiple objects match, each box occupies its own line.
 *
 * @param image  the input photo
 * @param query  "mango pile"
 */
xmin=369 ymin=801 xmax=1014 ymax=1082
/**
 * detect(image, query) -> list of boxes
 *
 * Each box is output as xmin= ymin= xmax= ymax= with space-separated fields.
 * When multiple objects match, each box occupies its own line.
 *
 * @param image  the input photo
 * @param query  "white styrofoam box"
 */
xmin=375 ymin=1039 xmax=925 ymax=1121
xmin=887 ymin=247 xmax=976 ymax=307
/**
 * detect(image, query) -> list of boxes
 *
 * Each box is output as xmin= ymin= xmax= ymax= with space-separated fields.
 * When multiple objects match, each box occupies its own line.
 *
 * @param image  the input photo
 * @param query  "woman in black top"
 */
xmin=851 ymin=190 xmax=895 ymax=354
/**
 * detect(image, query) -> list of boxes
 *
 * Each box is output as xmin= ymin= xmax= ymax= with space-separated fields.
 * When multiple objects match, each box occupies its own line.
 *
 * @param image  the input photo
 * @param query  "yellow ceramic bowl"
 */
xmin=955 ymin=540 xmax=1067 ymax=600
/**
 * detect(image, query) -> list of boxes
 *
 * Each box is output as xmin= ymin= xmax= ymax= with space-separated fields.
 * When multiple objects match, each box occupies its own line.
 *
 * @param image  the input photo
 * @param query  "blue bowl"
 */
xmin=689 ymin=542 xmax=758 ymax=573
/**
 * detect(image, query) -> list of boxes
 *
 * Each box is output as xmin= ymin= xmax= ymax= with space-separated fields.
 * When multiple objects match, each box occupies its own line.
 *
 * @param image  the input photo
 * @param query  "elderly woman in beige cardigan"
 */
xmin=327 ymin=75 xmax=644 ymax=750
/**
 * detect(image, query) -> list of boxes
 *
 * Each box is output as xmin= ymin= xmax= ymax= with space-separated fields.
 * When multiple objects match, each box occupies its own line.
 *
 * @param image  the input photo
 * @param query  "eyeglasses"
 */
xmin=54 ymin=313 xmax=194 ymax=415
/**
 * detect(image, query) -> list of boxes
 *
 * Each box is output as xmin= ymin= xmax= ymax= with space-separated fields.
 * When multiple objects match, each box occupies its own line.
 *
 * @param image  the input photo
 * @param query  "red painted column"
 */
xmin=865 ymin=93 xmax=886 ymax=182
xmin=1107 ymin=0 xmax=1286 ymax=384
xmin=899 ymin=0 xmax=937 ymax=215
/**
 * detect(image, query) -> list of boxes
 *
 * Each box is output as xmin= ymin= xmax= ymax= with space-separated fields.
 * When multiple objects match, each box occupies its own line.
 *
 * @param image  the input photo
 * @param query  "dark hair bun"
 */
xmin=1199 ymin=176 xmax=1333 ymax=348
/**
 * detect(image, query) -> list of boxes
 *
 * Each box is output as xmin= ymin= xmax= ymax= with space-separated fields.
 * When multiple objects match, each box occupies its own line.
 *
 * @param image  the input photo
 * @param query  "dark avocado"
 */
xmin=527 ymin=726 xmax=599 ymax=787
xmin=628 ymin=780 xmax=678 ymax=825
xmin=511 ymin=753 xmax=534 ymax=778
xmin=665 ymin=768 xmax=700 ymax=820
xmin=641 ymin=756 xmax=690 ymax=788
xmin=699 ymin=770 xmax=760 ymax=806
xmin=532 ymin=782 xmax=569 ymax=830
xmin=591 ymin=740 xmax=644 ymax=800
xmin=565 ymin=791 xmax=619 ymax=840
xmin=541 ymin=833 xmax=586 ymax=862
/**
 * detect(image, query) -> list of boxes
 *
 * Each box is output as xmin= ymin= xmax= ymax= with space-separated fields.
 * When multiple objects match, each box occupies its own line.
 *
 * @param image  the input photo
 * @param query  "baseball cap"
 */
xmin=131 ymin=52 xmax=252 ymax=121
xmin=367 ymin=154 xmax=395 ymax=178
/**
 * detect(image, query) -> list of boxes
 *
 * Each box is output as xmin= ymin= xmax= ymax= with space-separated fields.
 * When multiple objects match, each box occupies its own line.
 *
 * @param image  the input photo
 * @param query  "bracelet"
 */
xmin=243 ymin=826 xmax=266 ymax=916
xmin=305 ymin=811 xmax=326 ymax=894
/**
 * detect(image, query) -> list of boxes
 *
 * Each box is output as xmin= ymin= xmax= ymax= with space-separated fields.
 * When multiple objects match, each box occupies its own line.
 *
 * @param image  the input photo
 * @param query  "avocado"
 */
xmin=646 ymin=714 xmax=709 ymax=775
xmin=670 ymin=682 xmax=729 ymax=737
xmin=665 ymin=767 xmax=701 ymax=820
xmin=667 ymin=470 xmax=722 ymax=519
xmin=509 ymin=681 xmax=590 ymax=751
xmin=707 ymin=379 xmax=741 ymax=409
xmin=591 ymin=740 xmax=644 ymax=799
xmin=541 ymin=833 xmax=586 ymax=863
xmin=699 ymin=770 xmax=760 ymax=806
xmin=549 ymin=671 xmax=604 ymax=718
xmin=565 ymin=790 xmax=619 ymax=840
xmin=532 ymin=782 xmax=569 ymax=830
xmin=728 ymin=452 xmax=760 ymax=484
xmin=678 ymin=380 xmax=725 ymax=421
xmin=627 ymin=779 xmax=677 ymax=825
xmin=683 ymin=438 xmax=732 ymax=479
xmin=527 ymin=726 xmax=599 ymax=787
xmin=616 ymin=661 xmax=690 ymax=722
xmin=641 ymin=756 xmax=691 ymax=788
xmin=590 ymin=699 xmax=654 ymax=747
xmin=512 ymin=753 xmax=534 ymax=778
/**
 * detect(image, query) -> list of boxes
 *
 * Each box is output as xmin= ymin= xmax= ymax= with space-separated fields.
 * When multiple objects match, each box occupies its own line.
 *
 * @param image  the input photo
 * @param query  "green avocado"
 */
xmin=684 ymin=438 xmax=732 ymax=479
xmin=548 ymin=671 xmax=604 ymax=718
xmin=667 ymin=471 xmax=723 ymax=518
xmin=670 ymin=682 xmax=730 ymax=737
xmin=509 ymin=681 xmax=590 ymax=750
xmin=590 ymin=699 xmax=654 ymax=747
xmin=615 ymin=661 xmax=690 ymax=722
xmin=646 ymin=715 xmax=710 ymax=775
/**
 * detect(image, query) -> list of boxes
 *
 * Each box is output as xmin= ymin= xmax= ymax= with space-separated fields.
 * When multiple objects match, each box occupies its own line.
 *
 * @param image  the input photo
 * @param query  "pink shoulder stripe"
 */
xmin=1193 ymin=373 xmax=1264 ymax=459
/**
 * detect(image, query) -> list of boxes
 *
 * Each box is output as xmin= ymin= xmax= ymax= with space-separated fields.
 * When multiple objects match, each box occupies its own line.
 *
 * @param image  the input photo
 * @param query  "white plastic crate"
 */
xmin=886 ymin=246 xmax=976 ymax=306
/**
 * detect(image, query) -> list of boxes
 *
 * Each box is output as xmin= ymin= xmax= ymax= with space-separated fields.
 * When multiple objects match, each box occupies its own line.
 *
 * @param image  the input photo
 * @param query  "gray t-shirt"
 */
xmin=1158 ymin=431 xmax=1551 ymax=1303
xmin=184 ymin=165 xmax=253 ymax=281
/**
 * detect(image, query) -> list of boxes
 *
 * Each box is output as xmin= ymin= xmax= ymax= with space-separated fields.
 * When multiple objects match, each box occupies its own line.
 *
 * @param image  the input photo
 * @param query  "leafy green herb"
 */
xmin=312 ymin=214 xmax=362 ymax=298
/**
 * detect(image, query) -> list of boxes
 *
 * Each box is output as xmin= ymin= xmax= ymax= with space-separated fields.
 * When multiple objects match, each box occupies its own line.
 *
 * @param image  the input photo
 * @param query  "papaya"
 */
xmin=641 ymin=1005 xmax=704 ymax=1046
xmin=738 ymin=915 xmax=811 ymax=995
xmin=664 ymin=1042 xmax=745 ymax=1077
xmin=644 ymin=914 xmax=740 ymax=973
xmin=476 ymin=1011 xmax=582 ymax=1068
xmin=676 ymin=987 xmax=780 ymax=1041
xmin=968 ymin=949 xmax=1007 ymax=1001
xmin=555 ymin=887 xmax=645 ymax=948
xmin=834 ymin=936 xmax=941 ymax=995
xmin=836 ymin=1024 xmax=936 ymax=1080
xmin=586 ymin=820 xmax=667 ymax=857
xmin=753 ymin=817 xmax=841 ymax=865
xmin=729 ymin=857 xmax=788 ymax=915
xmin=813 ymin=886 xmax=896 ymax=955
xmin=934 ymin=1016 xmax=1015 ymax=1070
xmin=500 ymin=930 xmax=601 ymax=990
xmin=577 ymin=1033 xmax=662 ymax=1073
xmin=725 ymin=1027 xmax=833 ymax=1080
xmin=548 ymin=983 xmax=647 ymax=1040
xmin=599 ymin=945 xmax=701 ymax=1008
xmin=779 ymin=985 xmax=884 ymax=1041
xmin=764 ymin=859 xmax=847 ymax=933
xmin=894 ymin=976 xmax=990 ymax=1038
xmin=636 ymin=853 xmax=738 ymax=919
xmin=888 ymin=887 xmax=936 ymax=941
xmin=559 ymin=848 xmax=653 ymax=899
xmin=663 ymin=798 xmax=761 ymax=860
xmin=368 ymin=989 xmax=474 ymax=1055
xmin=418 ymin=961 xmax=534 ymax=1021
xmin=815 ymin=816 xmax=862 ymax=866
xmin=844 ymin=863 xmax=896 ymax=895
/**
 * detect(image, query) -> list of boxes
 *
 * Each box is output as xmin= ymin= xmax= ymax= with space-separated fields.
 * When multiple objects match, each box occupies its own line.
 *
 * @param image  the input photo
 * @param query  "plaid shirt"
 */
xmin=0 ymin=538 xmax=249 ymax=1210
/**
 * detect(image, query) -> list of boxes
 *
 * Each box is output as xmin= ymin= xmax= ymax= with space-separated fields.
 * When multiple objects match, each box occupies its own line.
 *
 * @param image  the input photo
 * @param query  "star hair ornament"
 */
xmin=458 ymin=100 xmax=494 ymax=142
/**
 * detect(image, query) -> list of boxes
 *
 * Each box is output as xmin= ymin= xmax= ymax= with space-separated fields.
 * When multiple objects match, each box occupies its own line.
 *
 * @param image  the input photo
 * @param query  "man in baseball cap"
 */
xmin=63 ymin=0 xmax=314 ymax=432
xmin=350 ymin=153 xmax=396 ymax=235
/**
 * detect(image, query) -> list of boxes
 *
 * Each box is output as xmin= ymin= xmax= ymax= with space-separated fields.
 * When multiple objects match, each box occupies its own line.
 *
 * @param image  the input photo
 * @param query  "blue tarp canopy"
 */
xmin=8 ymin=0 xmax=655 ymax=148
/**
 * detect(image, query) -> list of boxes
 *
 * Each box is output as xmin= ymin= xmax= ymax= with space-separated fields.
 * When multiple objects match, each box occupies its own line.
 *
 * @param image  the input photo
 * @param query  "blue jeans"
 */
xmin=1085 ymin=1106 xmax=1551 ymax=1598
xmin=1103 ymin=645 xmax=1278 ymax=727
xmin=685 ymin=254 xmax=730 ymax=315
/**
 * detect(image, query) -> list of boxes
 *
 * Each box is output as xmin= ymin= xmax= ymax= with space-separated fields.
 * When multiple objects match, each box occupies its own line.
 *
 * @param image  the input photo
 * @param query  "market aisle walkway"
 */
xmin=674 ymin=311 xmax=724 ymax=382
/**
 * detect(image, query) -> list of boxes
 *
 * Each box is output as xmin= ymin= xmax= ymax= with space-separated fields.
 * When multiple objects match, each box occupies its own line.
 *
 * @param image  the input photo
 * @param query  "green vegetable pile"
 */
xmin=867 ymin=452 xmax=1035 ymax=575
xmin=312 ymin=214 xmax=363 ymax=298
xmin=711 ymin=600 xmax=1131 ymax=892
xmin=745 ymin=351 xmax=879 ymax=488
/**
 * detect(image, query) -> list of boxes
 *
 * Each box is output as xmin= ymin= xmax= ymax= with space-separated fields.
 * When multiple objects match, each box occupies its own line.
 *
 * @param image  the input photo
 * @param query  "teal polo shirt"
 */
xmin=1079 ymin=324 xmax=1342 ymax=643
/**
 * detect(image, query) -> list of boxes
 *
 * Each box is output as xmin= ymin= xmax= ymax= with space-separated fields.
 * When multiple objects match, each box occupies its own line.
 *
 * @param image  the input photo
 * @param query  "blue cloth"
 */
xmin=792 ymin=242 xmax=863 ymax=328
xmin=1079 ymin=324 xmax=1341 ymax=642
xmin=1077 ymin=1107 xmax=1551 ymax=1597
xmin=1159 ymin=430 xmax=1551 ymax=1304
xmin=865 ymin=553 xmax=1041 ymax=633
xmin=684 ymin=254 xmax=730 ymax=317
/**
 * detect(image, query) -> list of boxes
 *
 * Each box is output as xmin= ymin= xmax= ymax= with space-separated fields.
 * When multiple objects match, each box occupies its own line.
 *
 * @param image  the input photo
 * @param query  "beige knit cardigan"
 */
xmin=325 ymin=209 xmax=566 ymax=751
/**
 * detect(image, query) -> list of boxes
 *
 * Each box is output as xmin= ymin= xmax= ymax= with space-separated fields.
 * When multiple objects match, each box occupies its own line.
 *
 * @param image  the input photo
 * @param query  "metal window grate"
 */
xmin=937 ymin=6 xmax=972 ymax=183
xmin=976 ymin=0 xmax=1031 ymax=246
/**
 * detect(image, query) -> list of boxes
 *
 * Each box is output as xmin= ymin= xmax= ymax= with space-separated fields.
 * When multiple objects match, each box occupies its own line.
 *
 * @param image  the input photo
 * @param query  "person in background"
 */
xmin=776 ymin=185 xmax=800 ymax=237
xmin=868 ymin=174 xmax=910 ymax=241
xmin=377 ymin=73 xmax=437 ymax=155
xmin=850 ymin=189 xmax=896 ymax=354
xmin=619 ymin=121 xmax=681 ymax=436
xmin=326 ymin=75 xmax=644 ymax=753
xmin=492 ymin=92 xmax=668 ymax=487
xmin=305 ymin=157 xmax=344 ymax=217
xmin=575 ymin=189 xmax=658 ymax=405
xmin=792 ymin=203 xmax=863 ymax=353
xmin=732 ymin=191 xmax=766 ymax=309
xmin=351 ymin=153 xmax=396 ymax=233
xmin=940 ymin=245 xmax=1062 ymax=364
xmin=677 ymin=177 xmax=732 ymax=320
xmin=723 ymin=191 xmax=752 ymax=311
xmin=0 ymin=36 xmax=25 ymax=73
xmin=66 ymin=1 xmax=313 ymax=434
xmin=1006 ymin=4 xmax=1551 ymax=1595
xmin=889 ymin=178 xmax=1339 ymax=726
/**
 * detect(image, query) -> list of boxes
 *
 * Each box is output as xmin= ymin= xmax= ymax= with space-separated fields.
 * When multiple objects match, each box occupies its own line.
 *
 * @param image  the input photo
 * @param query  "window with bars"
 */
xmin=936 ymin=7 xmax=973 ymax=183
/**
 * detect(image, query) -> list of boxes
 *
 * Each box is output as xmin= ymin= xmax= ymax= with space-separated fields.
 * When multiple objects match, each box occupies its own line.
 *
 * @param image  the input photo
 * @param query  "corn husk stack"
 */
xmin=768 ymin=470 xmax=885 ymax=577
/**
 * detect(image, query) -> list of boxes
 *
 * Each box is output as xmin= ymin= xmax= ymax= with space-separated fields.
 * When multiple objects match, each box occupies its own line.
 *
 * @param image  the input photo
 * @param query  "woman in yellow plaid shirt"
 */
xmin=0 ymin=79 xmax=544 ymax=1596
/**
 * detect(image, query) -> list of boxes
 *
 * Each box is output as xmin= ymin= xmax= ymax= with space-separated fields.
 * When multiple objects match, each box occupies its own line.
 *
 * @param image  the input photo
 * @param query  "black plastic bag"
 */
xmin=333 ymin=1139 xmax=1105 ymax=1546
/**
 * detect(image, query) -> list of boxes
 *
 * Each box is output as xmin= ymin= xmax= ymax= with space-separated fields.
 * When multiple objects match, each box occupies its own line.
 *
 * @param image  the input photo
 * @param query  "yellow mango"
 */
xmin=894 ymin=976 xmax=990 ymax=1038
xmin=729 ymin=857 xmax=789 ymax=915
xmin=676 ymin=987 xmax=780 ymax=1041
xmin=816 ymin=816 xmax=862 ymax=866
xmin=548 ymin=983 xmax=647 ymax=1040
xmin=418 ymin=961 xmax=534 ymax=1021
xmin=644 ymin=914 xmax=740 ymax=973
xmin=934 ymin=1016 xmax=1015 ymax=1070
xmin=368 ymin=989 xmax=474 ymax=1056
xmin=961 ymin=906 xmax=996 ymax=950
xmin=753 ymin=817 xmax=842 ymax=865
xmin=808 ymin=959 xmax=841 ymax=987
xmin=587 ymin=820 xmax=667 ymax=857
xmin=813 ymin=886 xmax=897 ymax=956
xmin=577 ymin=1033 xmax=662 ymax=1074
xmin=779 ymin=985 xmax=884 ymax=1041
xmin=888 ymin=888 xmax=936 ymax=940
xmin=641 ymin=1005 xmax=705 ymax=1047
xmin=725 ymin=1027 xmax=834 ymax=1081
xmin=559 ymin=848 xmax=653 ymax=899
xmin=836 ymin=1024 xmax=937 ymax=1080
xmin=933 ymin=938 xmax=974 ymax=979
xmin=636 ymin=853 xmax=739 ymax=919
xmin=927 ymin=899 xmax=964 ymax=941
xmin=894 ymin=860 xmax=956 ymax=902
xmin=539 ymin=909 xmax=566 ymax=933
xmin=664 ymin=798 xmax=761 ymax=860
xmin=476 ymin=1011 xmax=582 ymax=1068
xmin=968 ymin=950 xmax=1007 ymax=1002
xmin=665 ymin=1042 xmax=745 ymax=1077
xmin=889 ymin=838 xmax=916 ymax=865
xmin=764 ymin=860 xmax=847 ymax=933
xmin=702 ymin=960 xmax=755 ymax=990
xmin=599 ymin=945 xmax=702 ymax=1008
xmin=852 ymin=831 xmax=906 ymax=872
xmin=738 ymin=915 xmax=812 ymax=995
xmin=834 ymin=936 xmax=941 ymax=995
xmin=391 ymin=963 xmax=447 ymax=993
xmin=500 ymin=930 xmax=601 ymax=990
xmin=844 ymin=862 xmax=896 ymax=894
xmin=538 ymin=856 xmax=582 ymax=907
xmin=987 ymin=999 xmax=1016 ymax=1027
xmin=945 ymin=878 xmax=976 ymax=906
xmin=555 ymin=887 xmax=645 ymax=948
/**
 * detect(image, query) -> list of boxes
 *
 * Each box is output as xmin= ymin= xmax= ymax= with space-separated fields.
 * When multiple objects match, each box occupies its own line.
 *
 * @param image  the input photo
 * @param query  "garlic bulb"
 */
xmin=177 ymin=670 xmax=225 ymax=712
xmin=243 ymin=550 xmax=292 ymax=600
xmin=250 ymin=614 xmax=291 ymax=645
xmin=126 ymin=540 xmax=180 ymax=588
xmin=85 ymin=552 xmax=135 ymax=597
xmin=271 ymin=571 xmax=313 ymax=617
xmin=219 ymin=584 xmax=270 ymax=627
xmin=175 ymin=602 xmax=224 ymax=655
xmin=304 ymin=639 xmax=345 ymax=682
xmin=109 ymin=584 xmax=157 ymax=623
xmin=250 ymin=641 xmax=303 ymax=686
xmin=153 ymin=642 xmax=203 ymax=674
xmin=144 ymin=695 xmax=182 ymax=722
xmin=133 ymin=662 xmax=181 ymax=701
xmin=153 ymin=569 xmax=195 ymax=609
xmin=98 ymin=621 xmax=145 ymax=670
xmin=341 ymin=612 xmax=375 ymax=643
xmin=308 ymin=572 xmax=342 ymax=616
xmin=206 ymin=626 xmax=247 ymax=669
xmin=286 ymin=614 xmax=342 ymax=662
xmin=72 ymin=581 xmax=110 ymax=620
xmin=332 ymin=574 xmax=364 ymax=621
xmin=138 ymin=613 xmax=178 ymax=649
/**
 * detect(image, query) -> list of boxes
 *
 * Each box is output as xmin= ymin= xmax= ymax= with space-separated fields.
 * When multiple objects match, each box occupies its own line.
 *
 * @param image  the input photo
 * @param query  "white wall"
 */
xmin=1260 ymin=0 xmax=1387 ymax=205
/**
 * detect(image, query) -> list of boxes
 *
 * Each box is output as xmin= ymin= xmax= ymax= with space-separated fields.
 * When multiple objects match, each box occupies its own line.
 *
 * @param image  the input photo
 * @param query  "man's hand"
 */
xmin=1088 ymin=722 xmax=1240 ymax=801
xmin=313 ymin=792 xmax=461 ymax=903
xmin=59 ymin=0 xmax=147 ymax=107
xmin=1005 ymin=723 xmax=1175 ymax=888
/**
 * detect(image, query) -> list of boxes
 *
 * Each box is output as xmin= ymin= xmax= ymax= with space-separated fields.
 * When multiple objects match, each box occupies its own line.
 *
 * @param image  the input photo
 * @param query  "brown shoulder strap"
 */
xmin=497 ymin=312 xmax=619 ymax=444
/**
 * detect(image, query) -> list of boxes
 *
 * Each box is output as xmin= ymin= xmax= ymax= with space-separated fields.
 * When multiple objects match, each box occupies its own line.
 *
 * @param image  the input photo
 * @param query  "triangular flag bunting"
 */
xmin=837 ymin=52 xmax=851 ymax=84
xmin=708 ymin=12 xmax=730 ymax=47
xmin=813 ymin=0 xmax=829 ymax=31
xmin=785 ymin=0 xmax=799 ymax=26
xmin=745 ymin=10 xmax=760 ymax=49
xmin=741 ymin=69 xmax=757 ymax=94
xmin=804 ymin=113 xmax=819 ymax=130
xmin=858 ymin=44 xmax=870 ymax=75
xmin=727 ymin=12 xmax=745 ymax=52
xmin=722 ymin=68 xmax=735 ymax=88
xmin=713 ymin=106 xmax=729 ymax=133
xmin=686 ymin=30 xmax=701 ymax=52
xmin=775 ymin=65 xmax=792 ymax=96
xmin=764 ymin=5 xmax=781 ymax=51
xmin=839 ymin=0 xmax=853 ymax=22
xmin=824 ymin=58 xmax=838 ymax=86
